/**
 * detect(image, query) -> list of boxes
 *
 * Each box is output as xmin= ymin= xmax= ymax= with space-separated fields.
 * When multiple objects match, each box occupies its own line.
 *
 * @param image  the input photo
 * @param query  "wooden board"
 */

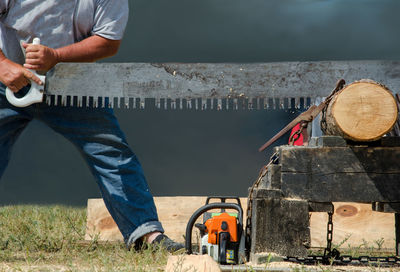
xmin=85 ymin=198 xmax=395 ymax=249
xmin=311 ymin=202 xmax=395 ymax=249
xmin=85 ymin=197 xmax=247 ymax=243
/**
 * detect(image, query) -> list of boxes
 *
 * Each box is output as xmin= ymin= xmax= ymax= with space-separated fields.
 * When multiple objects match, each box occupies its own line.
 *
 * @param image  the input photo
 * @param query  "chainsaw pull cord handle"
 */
xmin=185 ymin=202 xmax=243 ymax=254
xmin=6 ymin=38 xmax=46 ymax=107
xmin=218 ymin=231 xmax=230 ymax=264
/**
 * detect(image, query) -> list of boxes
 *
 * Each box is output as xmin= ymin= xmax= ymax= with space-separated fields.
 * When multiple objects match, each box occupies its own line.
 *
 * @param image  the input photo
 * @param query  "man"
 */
xmin=0 ymin=0 xmax=183 ymax=252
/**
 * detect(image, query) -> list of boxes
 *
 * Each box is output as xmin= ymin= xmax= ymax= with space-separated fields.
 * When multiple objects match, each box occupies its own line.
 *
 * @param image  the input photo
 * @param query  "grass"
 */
xmin=0 ymin=205 xmax=169 ymax=272
xmin=0 ymin=205 xmax=398 ymax=272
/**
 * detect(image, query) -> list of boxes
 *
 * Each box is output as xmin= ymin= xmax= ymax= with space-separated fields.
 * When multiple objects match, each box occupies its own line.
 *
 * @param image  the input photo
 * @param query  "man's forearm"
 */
xmin=56 ymin=35 xmax=121 ymax=63
xmin=24 ymin=35 xmax=121 ymax=71
xmin=0 ymin=49 xmax=6 ymax=62
xmin=0 ymin=49 xmax=43 ymax=91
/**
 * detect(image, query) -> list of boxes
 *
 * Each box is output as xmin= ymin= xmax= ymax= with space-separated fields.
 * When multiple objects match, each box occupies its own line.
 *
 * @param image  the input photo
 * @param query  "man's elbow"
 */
xmin=94 ymin=35 xmax=122 ymax=58
xmin=105 ymin=40 xmax=121 ymax=57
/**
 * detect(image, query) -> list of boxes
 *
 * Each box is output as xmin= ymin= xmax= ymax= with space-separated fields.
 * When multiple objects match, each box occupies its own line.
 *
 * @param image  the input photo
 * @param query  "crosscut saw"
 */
xmin=6 ymin=53 xmax=400 ymax=110
xmin=258 ymin=79 xmax=346 ymax=152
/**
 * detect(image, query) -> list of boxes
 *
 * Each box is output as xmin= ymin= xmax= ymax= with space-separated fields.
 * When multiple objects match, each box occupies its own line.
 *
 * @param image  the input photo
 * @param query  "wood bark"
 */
xmin=322 ymin=79 xmax=398 ymax=141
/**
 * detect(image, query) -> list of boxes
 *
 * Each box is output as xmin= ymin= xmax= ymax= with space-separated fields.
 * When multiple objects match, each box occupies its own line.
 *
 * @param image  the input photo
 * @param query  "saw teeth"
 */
xmin=123 ymin=97 xmax=129 ymax=109
xmin=41 ymin=95 xmax=315 ymax=110
xmin=128 ymin=98 xmax=134 ymax=109
xmin=45 ymin=95 xmax=51 ymax=106
xmin=217 ymin=99 xmax=222 ymax=110
xmin=61 ymin=95 xmax=66 ymax=107
xmin=250 ymin=98 xmax=256 ymax=110
xmin=155 ymin=98 xmax=161 ymax=109
xmin=232 ymin=98 xmax=237 ymax=110
xmin=201 ymin=99 xmax=206 ymax=110
xmin=130 ymin=98 xmax=135 ymax=109
xmin=294 ymin=97 xmax=300 ymax=109
xmin=283 ymin=98 xmax=289 ymax=109
xmin=116 ymin=97 xmax=120 ymax=108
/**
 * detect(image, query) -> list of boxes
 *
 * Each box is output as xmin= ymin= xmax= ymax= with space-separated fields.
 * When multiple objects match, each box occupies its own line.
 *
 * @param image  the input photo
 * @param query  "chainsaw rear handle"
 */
xmin=205 ymin=196 xmax=242 ymax=207
xmin=6 ymin=38 xmax=46 ymax=107
xmin=185 ymin=202 xmax=243 ymax=254
xmin=205 ymin=196 xmax=243 ymax=214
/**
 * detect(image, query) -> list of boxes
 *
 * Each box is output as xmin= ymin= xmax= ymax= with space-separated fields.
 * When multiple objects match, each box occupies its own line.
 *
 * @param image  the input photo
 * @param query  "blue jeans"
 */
xmin=0 ymin=83 xmax=164 ymax=247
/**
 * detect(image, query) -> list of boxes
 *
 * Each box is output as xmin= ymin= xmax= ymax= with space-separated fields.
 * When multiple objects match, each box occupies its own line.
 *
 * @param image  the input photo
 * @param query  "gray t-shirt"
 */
xmin=0 ymin=0 xmax=129 ymax=64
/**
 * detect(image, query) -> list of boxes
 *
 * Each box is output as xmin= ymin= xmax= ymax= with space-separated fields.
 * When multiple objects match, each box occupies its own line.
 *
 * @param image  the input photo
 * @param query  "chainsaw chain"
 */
xmin=245 ymin=151 xmax=279 ymax=259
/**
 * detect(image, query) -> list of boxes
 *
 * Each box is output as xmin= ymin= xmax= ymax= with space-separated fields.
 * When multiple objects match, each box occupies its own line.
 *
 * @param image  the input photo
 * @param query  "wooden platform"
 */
xmin=250 ymin=137 xmax=400 ymax=259
xmin=85 ymin=197 xmax=395 ymax=249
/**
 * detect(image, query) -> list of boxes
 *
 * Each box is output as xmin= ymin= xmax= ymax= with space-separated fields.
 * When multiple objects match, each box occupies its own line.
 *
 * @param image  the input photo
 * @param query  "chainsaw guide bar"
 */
xmin=40 ymin=61 xmax=400 ymax=109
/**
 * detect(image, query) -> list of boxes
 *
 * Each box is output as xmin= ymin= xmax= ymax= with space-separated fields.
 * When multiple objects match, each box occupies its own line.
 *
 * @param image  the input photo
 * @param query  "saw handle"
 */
xmin=185 ymin=202 xmax=243 ymax=254
xmin=6 ymin=38 xmax=46 ymax=107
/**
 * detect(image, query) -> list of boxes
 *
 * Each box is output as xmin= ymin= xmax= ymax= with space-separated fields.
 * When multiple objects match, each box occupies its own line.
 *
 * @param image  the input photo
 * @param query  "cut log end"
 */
xmin=325 ymin=80 xmax=398 ymax=141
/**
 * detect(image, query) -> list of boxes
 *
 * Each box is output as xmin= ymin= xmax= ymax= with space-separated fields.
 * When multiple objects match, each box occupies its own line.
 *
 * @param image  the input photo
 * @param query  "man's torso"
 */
xmin=0 ymin=0 xmax=96 ymax=64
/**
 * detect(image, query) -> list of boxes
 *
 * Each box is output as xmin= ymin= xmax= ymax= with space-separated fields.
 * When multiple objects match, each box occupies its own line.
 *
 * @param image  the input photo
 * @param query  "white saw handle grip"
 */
xmin=6 ymin=38 xmax=46 ymax=107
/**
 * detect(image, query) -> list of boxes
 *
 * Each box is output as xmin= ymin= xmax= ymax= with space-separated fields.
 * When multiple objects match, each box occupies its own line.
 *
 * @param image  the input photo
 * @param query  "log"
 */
xmin=322 ymin=79 xmax=398 ymax=141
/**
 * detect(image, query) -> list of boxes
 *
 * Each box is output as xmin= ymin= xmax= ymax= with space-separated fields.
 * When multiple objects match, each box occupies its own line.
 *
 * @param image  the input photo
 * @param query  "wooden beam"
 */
xmin=278 ymin=146 xmax=400 ymax=202
xmin=311 ymin=202 xmax=395 ymax=250
xmin=85 ymin=197 xmax=247 ymax=243
xmin=85 ymin=197 xmax=395 ymax=249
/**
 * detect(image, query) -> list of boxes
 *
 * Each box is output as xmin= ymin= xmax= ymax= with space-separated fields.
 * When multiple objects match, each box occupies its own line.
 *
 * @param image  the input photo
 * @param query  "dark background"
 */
xmin=0 ymin=0 xmax=399 ymax=205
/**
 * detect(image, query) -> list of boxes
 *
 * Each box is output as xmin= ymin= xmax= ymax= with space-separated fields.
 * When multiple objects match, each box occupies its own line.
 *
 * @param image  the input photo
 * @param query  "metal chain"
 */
xmin=322 ymin=210 xmax=340 ymax=264
xmin=285 ymin=210 xmax=400 ymax=266
xmin=285 ymin=255 xmax=400 ymax=267
xmin=325 ymin=211 xmax=333 ymax=254
xmin=289 ymin=121 xmax=308 ymax=145
xmin=245 ymin=151 xmax=279 ymax=259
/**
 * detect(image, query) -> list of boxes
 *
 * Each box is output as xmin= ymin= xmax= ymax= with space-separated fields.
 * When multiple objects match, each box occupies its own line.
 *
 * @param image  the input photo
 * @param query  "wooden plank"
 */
xmin=85 ymin=197 xmax=247 ymax=243
xmin=86 ymin=198 xmax=395 ymax=250
xmin=165 ymin=255 xmax=221 ymax=272
xmin=310 ymin=202 xmax=395 ymax=249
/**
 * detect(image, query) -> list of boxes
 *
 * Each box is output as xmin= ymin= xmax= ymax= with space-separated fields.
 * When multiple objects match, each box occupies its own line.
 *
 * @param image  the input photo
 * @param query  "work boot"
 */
xmin=151 ymin=234 xmax=185 ymax=253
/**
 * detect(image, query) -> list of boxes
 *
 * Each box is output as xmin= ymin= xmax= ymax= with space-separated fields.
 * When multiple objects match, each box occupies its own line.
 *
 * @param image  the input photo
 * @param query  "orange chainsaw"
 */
xmin=185 ymin=196 xmax=245 ymax=264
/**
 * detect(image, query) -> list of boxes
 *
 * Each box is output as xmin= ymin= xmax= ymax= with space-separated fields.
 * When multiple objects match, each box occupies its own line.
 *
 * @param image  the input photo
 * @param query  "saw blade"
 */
xmin=43 ymin=61 xmax=400 ymax=109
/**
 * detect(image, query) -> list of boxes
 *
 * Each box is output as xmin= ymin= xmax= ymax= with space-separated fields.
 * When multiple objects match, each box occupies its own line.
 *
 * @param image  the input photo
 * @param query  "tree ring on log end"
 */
xmin=336 ymin=204 xmax=358 ymax=217
xmin=326 ymin=79 xmax=398 ymax=142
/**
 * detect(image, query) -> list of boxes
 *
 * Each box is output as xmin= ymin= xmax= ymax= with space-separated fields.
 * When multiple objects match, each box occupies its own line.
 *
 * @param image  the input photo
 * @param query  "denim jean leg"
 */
xmin=0 ymin=85 xmax=33 ymax=179
xmin=36 ymin=104 xmax=164 ymax=246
